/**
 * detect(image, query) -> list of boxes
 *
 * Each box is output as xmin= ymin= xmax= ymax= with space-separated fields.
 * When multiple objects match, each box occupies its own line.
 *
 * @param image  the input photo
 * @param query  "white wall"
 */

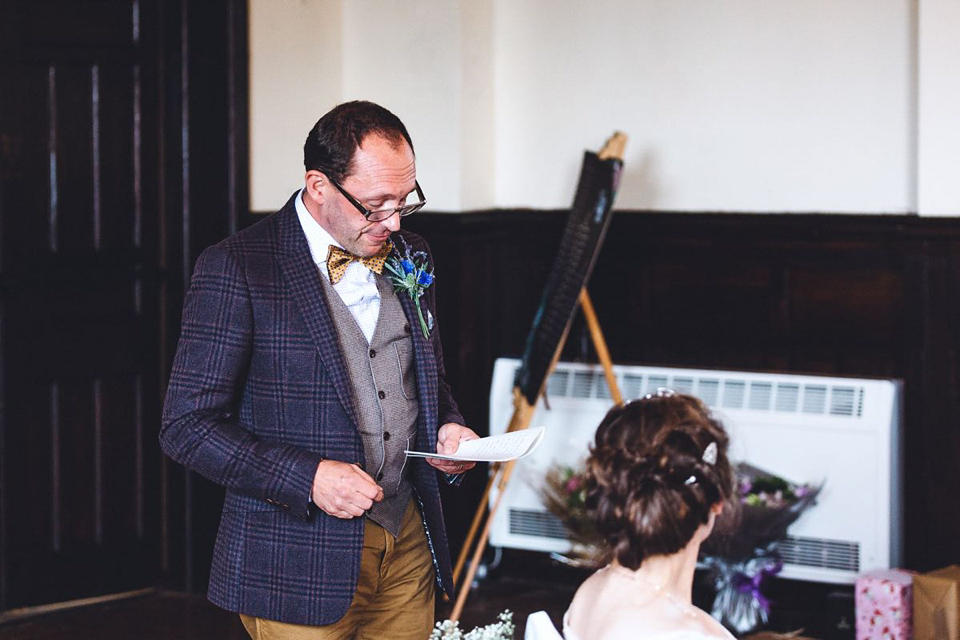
xmin=494 ymin=1 xmax=914 ymax=212
xmin=918 ymin=0 xmax=960 ymax=216
xmin=248 ymin=0 xmax=343 ymax=208
xmin=339 ymin=1 xmax=470 ymax=211
xmin=248 ymin=0 xmax=959 ymax=216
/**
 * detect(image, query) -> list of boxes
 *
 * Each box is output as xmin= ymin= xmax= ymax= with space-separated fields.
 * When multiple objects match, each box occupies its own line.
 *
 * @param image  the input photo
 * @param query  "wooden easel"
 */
xmin=449 ymin=132 xmax=627 ymax=621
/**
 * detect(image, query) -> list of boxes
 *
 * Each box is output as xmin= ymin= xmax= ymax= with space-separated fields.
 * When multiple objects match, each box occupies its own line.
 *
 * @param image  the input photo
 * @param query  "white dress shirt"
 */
xmin=295 ymin=189 xmax=381 ymax=343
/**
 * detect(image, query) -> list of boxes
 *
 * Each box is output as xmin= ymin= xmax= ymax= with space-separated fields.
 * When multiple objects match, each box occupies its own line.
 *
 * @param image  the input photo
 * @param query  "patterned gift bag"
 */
xmin=855 ymin=569 xmax=914 ymax=640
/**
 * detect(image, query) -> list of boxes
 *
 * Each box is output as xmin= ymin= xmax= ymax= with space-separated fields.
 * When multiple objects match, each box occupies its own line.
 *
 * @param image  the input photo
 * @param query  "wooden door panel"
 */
xmin=0 ymin=0 xmax=161 ymax=610
xmin=2 ymin=0 xmax=249 ymax=610
xmin=17 ymin=1 xmax=135 ymax=50
xmin=97 ymin=64 xmax=138 ymax=251
xmin=53 ymin=63 xmax=96 ymax=254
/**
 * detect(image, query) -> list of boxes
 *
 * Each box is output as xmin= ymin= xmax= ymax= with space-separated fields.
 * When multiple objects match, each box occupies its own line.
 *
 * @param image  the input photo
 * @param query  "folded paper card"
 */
xmin=405 ymin=426 xmax=546 ymax=462
xmin=913 ymin=564 xmax=960 ymax=640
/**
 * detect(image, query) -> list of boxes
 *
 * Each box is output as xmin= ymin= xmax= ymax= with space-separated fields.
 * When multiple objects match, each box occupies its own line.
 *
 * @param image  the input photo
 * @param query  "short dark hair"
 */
xmin=303 ymin=100 xmax=414 ymax=182
xmin=585 ymin=394 xmax=734 ymax=570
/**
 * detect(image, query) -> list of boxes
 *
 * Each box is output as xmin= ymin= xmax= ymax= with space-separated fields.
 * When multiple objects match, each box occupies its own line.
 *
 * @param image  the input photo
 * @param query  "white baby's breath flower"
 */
xmin=430 ymin=610 xmax=514 ymax=640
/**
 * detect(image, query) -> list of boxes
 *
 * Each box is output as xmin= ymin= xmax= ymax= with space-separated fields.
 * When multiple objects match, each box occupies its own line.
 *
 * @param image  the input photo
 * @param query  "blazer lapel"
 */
xmin=276 ymin=198 xmax=361 ymax=429
xmin=392 ymin=250 xmax=440 ymax=440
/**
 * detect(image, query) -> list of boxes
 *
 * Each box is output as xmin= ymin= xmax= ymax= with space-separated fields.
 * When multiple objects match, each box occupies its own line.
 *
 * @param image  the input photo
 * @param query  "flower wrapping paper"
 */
xmin=855 ymin=569 xmax=915 ymax=640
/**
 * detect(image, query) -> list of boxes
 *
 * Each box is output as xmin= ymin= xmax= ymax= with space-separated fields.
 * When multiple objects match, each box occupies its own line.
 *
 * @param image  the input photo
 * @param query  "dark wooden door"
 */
xmin=0 ymin=0 xmax=165 ymax=609
xmin=1 ymin=0 xmax=250 ymax=610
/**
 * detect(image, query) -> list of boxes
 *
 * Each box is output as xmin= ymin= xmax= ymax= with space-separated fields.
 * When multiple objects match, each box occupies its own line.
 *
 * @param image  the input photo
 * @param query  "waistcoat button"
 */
xmin=369 ymin=349 xmax=376 ymax=358
xmin=383 ymin=431 xmax=391 ymax=441
xmin=378 ymin=390 xmax=386 ymax=399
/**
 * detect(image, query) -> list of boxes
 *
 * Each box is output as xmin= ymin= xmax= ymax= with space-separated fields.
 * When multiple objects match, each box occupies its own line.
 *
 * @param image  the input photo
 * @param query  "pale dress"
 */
xmin=525 ymin=610 xmax=735 ymax=640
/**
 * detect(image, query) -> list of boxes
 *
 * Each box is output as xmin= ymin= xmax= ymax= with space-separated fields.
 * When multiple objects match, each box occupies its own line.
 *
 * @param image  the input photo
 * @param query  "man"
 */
xmin=160 ymin=100 xmax=477 ymax=639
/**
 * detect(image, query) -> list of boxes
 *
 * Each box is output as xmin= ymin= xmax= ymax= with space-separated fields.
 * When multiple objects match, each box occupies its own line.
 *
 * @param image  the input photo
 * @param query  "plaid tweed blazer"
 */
xmin=159 ymin=193 xmax=464 ymax=625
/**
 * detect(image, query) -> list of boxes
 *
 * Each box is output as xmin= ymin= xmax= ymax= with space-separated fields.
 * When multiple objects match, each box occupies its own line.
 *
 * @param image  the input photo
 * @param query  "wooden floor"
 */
xmin=0 ymin=551 xmax=853 ymax=639
xmin=0 ymin=553 xmax=578 ymax=640
xmin=0 ymin=581 xmax=571 ymax=640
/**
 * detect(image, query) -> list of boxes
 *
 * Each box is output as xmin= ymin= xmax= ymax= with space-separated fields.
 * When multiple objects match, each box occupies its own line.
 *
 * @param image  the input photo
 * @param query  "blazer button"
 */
xmin=378 ymin=390 xmax=386 ymax=399
xmin=369 ymin=349 xmax=376 ymax=358
xmin=383 ymin=431 xmax=391 ymax=441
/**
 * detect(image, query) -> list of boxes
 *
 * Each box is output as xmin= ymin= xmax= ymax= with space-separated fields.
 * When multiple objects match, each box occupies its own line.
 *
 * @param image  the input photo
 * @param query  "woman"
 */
xmin=527 ymin=391 xmax=736 ymax=640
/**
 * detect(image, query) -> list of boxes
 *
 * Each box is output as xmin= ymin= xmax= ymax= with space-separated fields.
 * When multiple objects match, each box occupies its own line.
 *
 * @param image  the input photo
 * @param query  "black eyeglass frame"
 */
xmin=328 ymin=177 xmax=426 ymax=222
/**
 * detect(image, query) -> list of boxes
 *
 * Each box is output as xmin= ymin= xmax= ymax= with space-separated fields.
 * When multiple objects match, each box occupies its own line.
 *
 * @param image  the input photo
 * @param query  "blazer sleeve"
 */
xmin=159 ymin=243 xmax=323 ymax=519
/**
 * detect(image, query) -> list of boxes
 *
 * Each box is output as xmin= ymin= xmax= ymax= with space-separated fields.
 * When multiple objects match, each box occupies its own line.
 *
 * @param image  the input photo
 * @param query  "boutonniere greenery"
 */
xmin=384 ymin=237 xmax=435 ymax=338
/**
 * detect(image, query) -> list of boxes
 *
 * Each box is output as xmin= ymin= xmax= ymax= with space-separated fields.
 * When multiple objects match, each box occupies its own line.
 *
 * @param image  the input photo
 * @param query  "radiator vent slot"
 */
xmin=509 ymin=509 xmax=568 ymax=540
xmin=673 ymin=376 xmax=695 ymax=395
xmin=596 ymin=376 xmax=613 ymax=399
xmin=623 ymin=374 xmax=644 ymax=399
xmin=776 ymin=384 xmax=800 ymax=412
xmin=722 ymin=380 xmax=746 ymax=408
xmin=571 ymin=371 xmax=594 ymax=398
xmin=697 ymin=379 xmax=720 ymax=405
xmin=546 ymin=370 xmax=568 ymax=397
xmin=749 ymin=382 xmax=773 ymax=410
xmin=803 ymin=385 xmax=828 ymax=414
xmin=780 ymin=536 xmax=860 ymax=573
xmin=830 ymin=387 xmax=858 ymax=417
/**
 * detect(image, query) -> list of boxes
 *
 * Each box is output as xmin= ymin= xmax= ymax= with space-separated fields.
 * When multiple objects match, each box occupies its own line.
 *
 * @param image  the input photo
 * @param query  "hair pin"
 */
xmin=702 ymin=442 xmax=718 ymax=466
xmin=641 ymin=387 xmax=676 ymax=400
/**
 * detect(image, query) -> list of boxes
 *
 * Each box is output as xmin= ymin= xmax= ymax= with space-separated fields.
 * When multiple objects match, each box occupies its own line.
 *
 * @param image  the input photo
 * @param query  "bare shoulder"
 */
xmin=567 ymin=567 xmax=735 ymax=640
xmin=600 ymin=607 xmax=734 ymax=640
xmin=566 ymin=568 xmax=608 ymax=617
xmin=683 ymin=608 xmax=737 ymax=640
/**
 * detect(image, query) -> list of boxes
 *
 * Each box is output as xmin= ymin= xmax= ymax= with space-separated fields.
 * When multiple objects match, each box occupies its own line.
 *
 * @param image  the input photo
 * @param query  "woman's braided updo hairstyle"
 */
xmin=585 ymin=392 xmax=734 ymax=570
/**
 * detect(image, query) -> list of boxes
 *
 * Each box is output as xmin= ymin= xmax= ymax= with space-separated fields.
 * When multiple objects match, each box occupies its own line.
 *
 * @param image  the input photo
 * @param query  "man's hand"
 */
xmin=426 ymin=423 xmax=479 ymax=475
xmin=311 ymin=460 xmax=383 ymax=518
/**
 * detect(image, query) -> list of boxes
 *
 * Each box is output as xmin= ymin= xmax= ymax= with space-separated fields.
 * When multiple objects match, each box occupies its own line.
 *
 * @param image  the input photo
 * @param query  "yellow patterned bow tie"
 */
xmin=326 ymin=241 xmax=393 ymax=285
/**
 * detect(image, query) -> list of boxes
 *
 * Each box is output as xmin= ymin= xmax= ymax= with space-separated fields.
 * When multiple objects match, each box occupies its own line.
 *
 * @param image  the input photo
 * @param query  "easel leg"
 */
xmin=450 ymin=289 xmax=620 ymax=619
xmin=579 ymin=288 xmax=623 ymax=404
xmin=452 ymin=462 xmax=501 ymax=584
xmin=451 ymin=458 xmax=518 ymax=622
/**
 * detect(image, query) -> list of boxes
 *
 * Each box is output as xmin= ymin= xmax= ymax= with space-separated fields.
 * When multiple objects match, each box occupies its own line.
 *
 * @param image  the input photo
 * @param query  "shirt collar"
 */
xmin=295 ymin=188 xmax=339 ymax=277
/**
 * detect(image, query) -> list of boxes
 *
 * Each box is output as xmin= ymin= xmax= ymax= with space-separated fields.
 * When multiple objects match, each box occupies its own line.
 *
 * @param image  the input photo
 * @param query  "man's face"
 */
xmin=312 ymin=134 xmax=416 ymax=258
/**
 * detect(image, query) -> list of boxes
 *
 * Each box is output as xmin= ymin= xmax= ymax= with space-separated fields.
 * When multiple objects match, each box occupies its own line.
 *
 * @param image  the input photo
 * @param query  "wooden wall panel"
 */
xmin=403 ymin=211 xmax=960 ymax=572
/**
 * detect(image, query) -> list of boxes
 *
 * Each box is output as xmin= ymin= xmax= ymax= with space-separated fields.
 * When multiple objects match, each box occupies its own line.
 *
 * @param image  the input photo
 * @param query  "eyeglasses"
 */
xmin=328 ymin=178 xmax=426 ymax=222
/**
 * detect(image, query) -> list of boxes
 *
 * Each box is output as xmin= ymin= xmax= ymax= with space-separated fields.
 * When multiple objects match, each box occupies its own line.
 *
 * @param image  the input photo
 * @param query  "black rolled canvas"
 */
xmin=513 ymin=150 xmax=624 ymax=406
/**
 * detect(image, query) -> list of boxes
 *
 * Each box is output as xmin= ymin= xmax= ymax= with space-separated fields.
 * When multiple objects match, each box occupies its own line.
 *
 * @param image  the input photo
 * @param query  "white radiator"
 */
xmin=488 ymin=358 xmax=903 ymax=584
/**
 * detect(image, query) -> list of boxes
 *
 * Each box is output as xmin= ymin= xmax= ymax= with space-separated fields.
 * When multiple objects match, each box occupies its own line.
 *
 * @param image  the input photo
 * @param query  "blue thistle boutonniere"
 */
xmin=384 ymin=238 xmax=435 ymax=338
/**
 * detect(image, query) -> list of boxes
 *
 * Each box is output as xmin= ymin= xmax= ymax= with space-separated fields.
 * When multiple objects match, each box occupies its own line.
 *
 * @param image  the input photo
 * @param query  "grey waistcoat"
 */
xmin=320 ymin=273 xmax=420 ymax=537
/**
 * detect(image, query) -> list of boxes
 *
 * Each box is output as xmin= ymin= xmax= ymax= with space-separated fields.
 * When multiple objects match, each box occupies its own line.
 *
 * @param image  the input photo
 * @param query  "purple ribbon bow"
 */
xmin=732 ymin=556 xmax=783 ymax=614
